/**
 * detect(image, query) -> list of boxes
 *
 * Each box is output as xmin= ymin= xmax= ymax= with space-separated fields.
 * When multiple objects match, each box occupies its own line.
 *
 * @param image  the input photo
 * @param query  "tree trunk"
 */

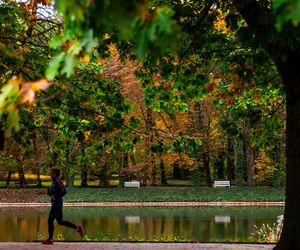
xmin=17 ymin=165 xmax=26 ymax=188
xmin=81 ymin=164 xmax=88 ymax=187
xmin=65 ymin=172 xmax=74 ymax=187
xmin=0 ymin=125 xmax=5 ymax=151
xmin=6 ymin=170 xmax=12 ymax=186
xmin=129 ymin=153 xmax=137 ymax=166
xmin=203 ymin=152 xmax=212 ymax=187
xmin=99 ymin=161 xmax=109 ymax=187
xmin=65 ymin=141 xmax=74 ymax=187
xmin=130 ymin=152 xmax=140 ymax=181
xmin=36 ymin=169 xmax=42 ymax=187
xmin=215 ymin=152 xmax=225 ymax=179
xmin=244 ymin=120 xmax=255 ymax=186
xmin=79 ymin=141 xmax=88 ymax=187
xmin=145 ymin=108 xmax=156 ymax=185
xmin=194 ymin=102 xmax=212 ymax=187
xmin=228 ymin=1 xmax=299 ymax=246
xmin=118 ymin=149 xmax=128 ymax=187
xmin=159 ymin=158 xmax=167 ymax=185
xmin=172 ymin=160 xmax=180 ymax=179
xmin=227 ymin=137 xmax=235 ymax=181
xmin=234 ymin=138 xmax=245 ymax=186
xmin=271 ymin=137 xmax=283 ymax=187
xmin=274 ymin=54 xmax=300 ymax=249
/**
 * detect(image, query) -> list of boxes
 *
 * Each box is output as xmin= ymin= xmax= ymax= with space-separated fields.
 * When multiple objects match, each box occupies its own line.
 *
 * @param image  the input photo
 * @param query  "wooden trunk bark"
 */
xmin=203 ymin=152 xmax=212 ymax=187
xmin=99 ymin=162 xmax=109 ymax=188
xmin=130 ymin=152 xmax=140 ymax=181
xmin=17 ymin=165 xmax=26 ymax=188
xmin=81 ymin=165 xmax=88 ymax=187
xmin=0 ymin=127 xmax=5 ymax=151
xmin=274 ymin=54 xmax=300 ymax=250
xmin=36 ymin=169 xmax=42 ymax=187
xmin=227 ymin=137 xmax=235 ymax=181
xmin=145 ymin=108 xmax=156 ymax=185
xmin=119 ymin=149 xmax=128 ymax=187
xmin=6 ymin=170 xmax=12 ymax=186
xmin=65 ymin=141 xmax=75 ymax=187
xmin=229 ymin=1 xmax=300 ymax=246
xmin=215 ymin=152 xmax=225 ymax=180
xmin=159 ymin=158 xmax=167 ymax=185
xmin=244 ymin=120 xmax=255 ymax=186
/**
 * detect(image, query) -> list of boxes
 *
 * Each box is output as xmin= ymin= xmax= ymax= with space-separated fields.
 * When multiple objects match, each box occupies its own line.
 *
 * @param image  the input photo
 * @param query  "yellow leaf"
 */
xmin=84 ymin=131 xmax=91 ymax=141
xmin=29 ymin=78 xmax=52 ymax=91
xmin=20 ymin=88 xmax=35 ymax=106
xmin=80 ymin=55 xmax=90 ymax=63
xmin=20 ymin=79 xmax=52 ymax=109
xmin=232 ymin=73 xmax=241 ymax=88
xmin=103 ymin=33 xmax=111 ymax=40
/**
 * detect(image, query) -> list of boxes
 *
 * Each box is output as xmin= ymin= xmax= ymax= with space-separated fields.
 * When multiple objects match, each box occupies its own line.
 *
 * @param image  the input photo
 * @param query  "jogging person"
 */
xmin=42 ymin=168 xmax=84 ymax=244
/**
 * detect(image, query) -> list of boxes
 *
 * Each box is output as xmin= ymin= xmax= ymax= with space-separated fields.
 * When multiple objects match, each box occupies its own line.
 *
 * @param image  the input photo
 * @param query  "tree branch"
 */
xmin=231 ymin=0 xmax=275 ymax=44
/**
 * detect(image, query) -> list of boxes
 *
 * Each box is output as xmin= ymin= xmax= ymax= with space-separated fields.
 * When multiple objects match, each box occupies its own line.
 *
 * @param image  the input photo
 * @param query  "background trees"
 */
xmin=0 ymin=0 xmax=297 ymax=248
xmin=0 ymin=0 xmax=286 ymax=188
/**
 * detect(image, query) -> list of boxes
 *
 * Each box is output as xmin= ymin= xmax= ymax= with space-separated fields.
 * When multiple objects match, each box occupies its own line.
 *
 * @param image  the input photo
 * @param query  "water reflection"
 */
xmin=0 ymin=206 xmax=283 ymax=242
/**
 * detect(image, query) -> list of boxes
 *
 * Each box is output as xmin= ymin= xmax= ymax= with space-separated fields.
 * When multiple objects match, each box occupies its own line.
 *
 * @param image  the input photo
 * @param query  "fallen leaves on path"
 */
xmin=0 ymin=188 xmax=46 ymax=203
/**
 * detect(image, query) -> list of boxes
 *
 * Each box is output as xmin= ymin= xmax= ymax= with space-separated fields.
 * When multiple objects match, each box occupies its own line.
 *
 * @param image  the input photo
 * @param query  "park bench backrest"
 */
xmin=213 ymin=180 xmax=230 ymax=188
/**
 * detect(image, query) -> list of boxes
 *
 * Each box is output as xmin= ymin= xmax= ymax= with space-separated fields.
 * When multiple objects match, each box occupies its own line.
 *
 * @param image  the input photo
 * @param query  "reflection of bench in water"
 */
xmin=124 ymin=181 xmax=140 ymax=188
xmin=215 ymin=215 xmax=231 ymax=223
xmin=125 ymin=216 xmax=141 ymax=224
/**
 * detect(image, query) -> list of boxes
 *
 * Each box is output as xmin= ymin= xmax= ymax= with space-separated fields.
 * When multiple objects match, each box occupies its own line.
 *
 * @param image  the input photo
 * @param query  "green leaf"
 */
xmin=82 ymin=29 xmax=98 ymax=53
xmin=273 ymin=0 xmax=288 ymax=9
xmin=46 ymin=53 xmax=65 ymax=80
xmin=62 ymin=54 xmax=76 ymax=78
xmin=136 ymin=29 xmax=148 ymax=60
xmin=6 ymin=109 xmax=20 ymax=135
xmin=155 ymin=6 xmax=174 ymax=34
xmin=0 ymin=82 xmax=19 ymax=109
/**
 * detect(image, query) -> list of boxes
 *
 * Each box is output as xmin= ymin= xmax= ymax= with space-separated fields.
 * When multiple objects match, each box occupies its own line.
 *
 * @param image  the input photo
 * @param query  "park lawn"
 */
xmin=39 ymin=186 xmax=285 ymax=203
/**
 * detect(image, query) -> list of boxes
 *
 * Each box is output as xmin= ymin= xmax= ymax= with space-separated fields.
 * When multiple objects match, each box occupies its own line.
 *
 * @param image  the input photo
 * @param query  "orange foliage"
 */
xmin=254 ymin=151 xmax=276 ymax=184
xmin=99 ymin=45 xmax=228 ymax=178
xmin=213 ymin=9 xmax=232 ymax=34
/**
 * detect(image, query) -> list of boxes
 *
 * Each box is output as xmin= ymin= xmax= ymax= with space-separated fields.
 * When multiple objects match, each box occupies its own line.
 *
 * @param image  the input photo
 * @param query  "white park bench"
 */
xmin=124 ymin=181 xmax=140 ymax=188
xmin=213 ymin=180 xmax=231 ymax=188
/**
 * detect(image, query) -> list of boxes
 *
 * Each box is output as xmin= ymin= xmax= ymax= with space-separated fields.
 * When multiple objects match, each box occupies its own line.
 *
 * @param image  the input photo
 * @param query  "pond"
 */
xmin=0 ymin=206 xmax=283 ymax=242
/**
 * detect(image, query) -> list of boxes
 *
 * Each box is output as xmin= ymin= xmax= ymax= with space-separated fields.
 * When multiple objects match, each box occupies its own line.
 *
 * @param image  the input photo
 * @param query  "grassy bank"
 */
xmin=37 ymin=186 xmax=285 ymax=203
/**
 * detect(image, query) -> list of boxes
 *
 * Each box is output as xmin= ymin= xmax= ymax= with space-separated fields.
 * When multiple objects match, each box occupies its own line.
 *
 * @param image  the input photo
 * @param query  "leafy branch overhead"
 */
xmin=0 ymin=2 xmax=299 ymax=247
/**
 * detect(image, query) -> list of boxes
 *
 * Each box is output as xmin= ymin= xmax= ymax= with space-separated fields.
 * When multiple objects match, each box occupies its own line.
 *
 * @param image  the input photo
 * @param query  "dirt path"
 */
xmin=0 ymin=201 xmax=284 ymax=207
xmin=0 ymin=242 xmax=275 ymax=250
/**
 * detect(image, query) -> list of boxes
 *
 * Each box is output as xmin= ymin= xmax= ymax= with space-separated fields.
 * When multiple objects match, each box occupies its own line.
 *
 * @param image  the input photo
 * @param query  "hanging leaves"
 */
xmin=20 ymin=78 xmax=52 ymax=108
xmin=0 ymin=76 xmax=51 ymax=134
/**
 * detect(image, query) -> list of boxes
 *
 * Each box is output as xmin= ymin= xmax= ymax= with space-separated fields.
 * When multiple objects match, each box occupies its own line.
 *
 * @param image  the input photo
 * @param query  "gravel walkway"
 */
xmin=0 ymin=242 xmax=275 ymax=250
xmin=0 ymin=201 xmax=284 ymax=207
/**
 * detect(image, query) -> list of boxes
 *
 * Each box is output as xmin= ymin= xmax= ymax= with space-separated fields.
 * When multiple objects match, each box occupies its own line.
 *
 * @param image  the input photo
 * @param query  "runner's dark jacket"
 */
xmin=47 ymin=177 xmax=67 ymax=206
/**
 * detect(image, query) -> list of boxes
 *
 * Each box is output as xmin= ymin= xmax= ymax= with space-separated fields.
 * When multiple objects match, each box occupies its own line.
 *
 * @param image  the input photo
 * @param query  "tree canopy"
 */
xmin=1 ymin=0 xmax=300 ymax=249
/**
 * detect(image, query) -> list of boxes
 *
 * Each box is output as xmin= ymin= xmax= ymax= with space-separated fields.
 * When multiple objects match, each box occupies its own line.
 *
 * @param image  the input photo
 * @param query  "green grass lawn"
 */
xmin=0 ymin=179 xmax=102 ymax=188
xmin=39 ymin=186 xmax=285 ymax=203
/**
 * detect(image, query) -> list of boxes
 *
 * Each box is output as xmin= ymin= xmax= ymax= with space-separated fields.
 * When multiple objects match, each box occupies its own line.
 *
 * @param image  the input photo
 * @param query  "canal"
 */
xmin=0 ymin=206 xmax=283 ymax=242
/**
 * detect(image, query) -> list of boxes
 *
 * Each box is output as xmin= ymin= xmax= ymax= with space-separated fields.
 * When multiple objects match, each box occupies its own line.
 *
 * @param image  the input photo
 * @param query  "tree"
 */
xmin=45 ymin=1 xmax=300 ymax=248
xmin=230 ymin=1 xmax=300 ymax=248
xmin=0 ymin=0 xmax=57 ymax=186
xmin=0 ymin=0 xmax=298 ymax=247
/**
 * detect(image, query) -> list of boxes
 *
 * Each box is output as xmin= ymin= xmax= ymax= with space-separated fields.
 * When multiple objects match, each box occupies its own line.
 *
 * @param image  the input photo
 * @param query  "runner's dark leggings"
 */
xmin=48 ymin=205 xmax=77 ymax=239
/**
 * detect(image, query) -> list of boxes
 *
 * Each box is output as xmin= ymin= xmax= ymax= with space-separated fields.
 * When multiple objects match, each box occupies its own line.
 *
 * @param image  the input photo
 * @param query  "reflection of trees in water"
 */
xmin=160 ymin=215 xmax=165 ymax=237
xmin=0 ymin=207 xmax=283 ymax=241
xmin=120 ymin=215 xmax=128 ymax=238
xmin=247 ymin=217 xmax=256 ymax=239
xmin=199 ymin=219 xmax=211 ymax=242
xmin=173 ymin=216 xmax=180 ymax=237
